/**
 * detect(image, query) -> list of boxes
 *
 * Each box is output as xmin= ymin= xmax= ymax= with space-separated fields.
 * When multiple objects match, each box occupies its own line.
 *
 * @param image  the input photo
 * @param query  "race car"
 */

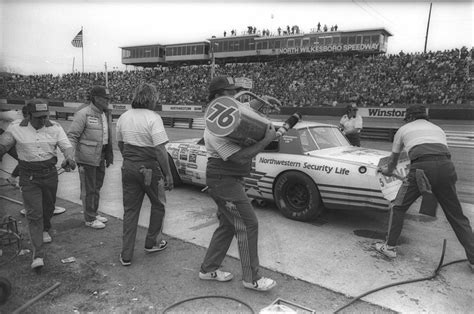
xmin=166 ymin=120 xmax=409 ymax=222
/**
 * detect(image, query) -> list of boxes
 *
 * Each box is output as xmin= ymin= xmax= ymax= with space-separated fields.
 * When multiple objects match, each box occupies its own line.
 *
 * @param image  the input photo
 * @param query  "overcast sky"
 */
xmin=1 ymin=0 xmax=472 ymax=75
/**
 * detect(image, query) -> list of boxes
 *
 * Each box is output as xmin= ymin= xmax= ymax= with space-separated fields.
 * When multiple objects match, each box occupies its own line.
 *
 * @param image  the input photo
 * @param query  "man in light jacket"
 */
xmin=67 ymin=86 xmax=114 ymax=229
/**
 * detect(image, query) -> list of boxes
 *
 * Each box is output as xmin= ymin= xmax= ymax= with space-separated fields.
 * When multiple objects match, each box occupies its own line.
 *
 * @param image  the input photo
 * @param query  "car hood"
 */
xmin=305 ymin=146 xmax=394 ymax=167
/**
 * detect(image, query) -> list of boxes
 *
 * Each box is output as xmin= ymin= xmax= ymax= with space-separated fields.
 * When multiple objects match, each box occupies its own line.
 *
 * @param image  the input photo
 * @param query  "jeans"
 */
xmin=201 ymin=175 xmax=260 ymax=283
xmin=78 ymin=161 xmax=106 ymax=222
xmin=387 ymin=159 xmax=474 ymax=263
xmin=20 ymin=168 xmax=58 ymax=259
xmin=120 ymin=160 xmax=166 ymax=261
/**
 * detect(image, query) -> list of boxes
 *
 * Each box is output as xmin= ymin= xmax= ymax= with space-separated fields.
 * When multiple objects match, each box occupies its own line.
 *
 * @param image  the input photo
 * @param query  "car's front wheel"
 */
xmin=274 ymin=171 xmax=324 ymax=221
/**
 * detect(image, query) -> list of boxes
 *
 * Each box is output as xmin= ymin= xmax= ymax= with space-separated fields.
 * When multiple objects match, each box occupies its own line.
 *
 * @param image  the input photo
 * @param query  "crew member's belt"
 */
xmin=411 ymin=154 xmax=450 ymax=164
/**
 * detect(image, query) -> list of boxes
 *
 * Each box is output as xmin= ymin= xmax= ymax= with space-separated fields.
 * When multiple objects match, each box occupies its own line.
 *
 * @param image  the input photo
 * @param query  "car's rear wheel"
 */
xmin=274 ymin=171 xmax=324 ymax=221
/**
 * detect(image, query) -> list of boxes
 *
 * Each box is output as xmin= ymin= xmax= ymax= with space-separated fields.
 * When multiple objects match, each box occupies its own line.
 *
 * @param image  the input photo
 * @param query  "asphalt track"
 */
xmin=0 ymin=117 xmax=473 ymax=312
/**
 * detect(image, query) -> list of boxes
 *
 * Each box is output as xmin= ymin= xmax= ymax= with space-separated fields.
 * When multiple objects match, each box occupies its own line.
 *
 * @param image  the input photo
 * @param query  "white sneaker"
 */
xmin=53 ymin=206 xmax=66 ymax=215
xmin=43 ymin=231 xmax=52 ymax=243
xmin=374 ymin=242 xmax=397 ymax=259
xmin=243 ymin=277 xmax=276 ymax=291
xmin=31 ymin=257 xmax=44 ymax=269
xmin=85 ymin=219 xmax=106 ymax=229
xmin=20 ymin=208 xmax=26 ymax=216
xmin=199 ymin=269 xmax=233 ymax=282
xmin=95 ymin=215 xmax=108 ymax=223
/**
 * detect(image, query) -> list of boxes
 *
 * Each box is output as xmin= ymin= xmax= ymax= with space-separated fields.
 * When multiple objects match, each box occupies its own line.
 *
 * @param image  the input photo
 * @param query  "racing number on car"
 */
xmin=206 ymin=102 xmax=237 ymax=128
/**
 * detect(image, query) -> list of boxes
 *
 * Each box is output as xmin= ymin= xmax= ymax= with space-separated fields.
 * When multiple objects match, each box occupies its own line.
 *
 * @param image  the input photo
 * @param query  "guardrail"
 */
xmin=2 ymin=104 xmax=473 ymax=148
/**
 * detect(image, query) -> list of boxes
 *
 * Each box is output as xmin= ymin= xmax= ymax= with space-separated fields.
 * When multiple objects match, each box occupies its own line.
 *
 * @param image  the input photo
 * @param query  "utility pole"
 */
xmin=210 ymin=41 xmax=216 ymax=79
xmin=424 ymin=2 xmax=432 ymax=54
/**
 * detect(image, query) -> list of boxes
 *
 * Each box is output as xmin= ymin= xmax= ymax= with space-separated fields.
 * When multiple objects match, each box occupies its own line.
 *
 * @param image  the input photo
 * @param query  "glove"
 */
xmin=106 ymin=158 xmax=113 ymax=168
xmin=61 ymin=158 xmax=77 ymax=172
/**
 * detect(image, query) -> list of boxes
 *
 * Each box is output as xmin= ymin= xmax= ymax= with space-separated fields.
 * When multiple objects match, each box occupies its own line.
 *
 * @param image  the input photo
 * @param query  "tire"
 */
xmin=0 ymin=277 xmax=12 ymax=305
xmin=273 ymin=171 xmax=324 ymax=221
xmin=168 ymin=154 xmax=182 ymax=187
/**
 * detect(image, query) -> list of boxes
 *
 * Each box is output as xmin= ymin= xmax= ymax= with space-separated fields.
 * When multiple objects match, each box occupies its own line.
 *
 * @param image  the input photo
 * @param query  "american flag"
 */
xmin=71 ymin=30 xmax=83 ymax=48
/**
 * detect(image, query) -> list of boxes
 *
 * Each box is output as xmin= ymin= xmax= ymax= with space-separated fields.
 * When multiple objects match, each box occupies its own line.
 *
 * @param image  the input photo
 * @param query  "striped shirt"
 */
xmin=116 ymin=109 xmax=168 ymax=161
xmin=1 ymin=120 xmax=72 ymax=162
xmin=204 ymin=128 xmax=252 ymax=176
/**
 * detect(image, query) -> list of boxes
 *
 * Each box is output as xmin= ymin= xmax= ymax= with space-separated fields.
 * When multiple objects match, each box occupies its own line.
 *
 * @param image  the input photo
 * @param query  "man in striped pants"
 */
xmin=199 ymin=76 xmax=278 ymax=291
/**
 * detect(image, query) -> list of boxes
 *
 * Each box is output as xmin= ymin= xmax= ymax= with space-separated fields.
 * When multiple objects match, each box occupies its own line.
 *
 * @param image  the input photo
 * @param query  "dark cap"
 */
xmin=26 ymin=99 xmax=49 ymax=117
xmin=90 ymin=85 xmax=110 ymax=99
xmin=404 ymin=104 xmax=427 ymax=121
xmin=209 ymin=76 xmax=238 ymax=94
xmin=346 ymin=103 xmax=358 ymax=111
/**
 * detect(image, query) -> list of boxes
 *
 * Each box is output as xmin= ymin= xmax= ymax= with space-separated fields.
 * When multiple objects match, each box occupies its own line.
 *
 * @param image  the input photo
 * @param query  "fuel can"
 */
xmin=205 ymin=96 xmax=269 ymax=145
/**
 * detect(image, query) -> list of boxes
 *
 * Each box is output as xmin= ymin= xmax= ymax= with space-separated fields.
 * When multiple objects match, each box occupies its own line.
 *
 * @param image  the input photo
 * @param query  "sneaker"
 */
xmin=144 ymin=240 xmax=168 ymax=254
xmin=243 ymin=277 xmax=276 ymax=291
xmin=53 ymin=206 xmax=66 ymax=215
xmin=20 ymin=208 xmax=26 ymax=216
xmin=119 ymin=254 xmax=131 ymax=267
xmin=199 ymin=269 xmax=233 ymax=282
xmin=85 ymin=219 xmax=106 ymax=229
xmin=374 ymin=242 xmax=397 ymax=259
xmin=43 ymin=231 xmax=52 ymax=243
xmin=95 ymin=215 xmax=108 ymax=223
xmin=31 ymin=257 xmax=44 ymax=270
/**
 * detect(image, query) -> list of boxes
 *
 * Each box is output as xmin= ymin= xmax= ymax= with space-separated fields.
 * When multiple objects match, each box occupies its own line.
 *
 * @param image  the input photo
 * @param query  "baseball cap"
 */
xmin=209 ymin=76 xmax=238 ymax=93
xmin=26 ymin=100 xmax=49 ymax=117
xmin=90 ymin=85 xmax=110 ymax=99
xmin=404 ymin=104 xmax=427 ymax=121
xmin=346 ymin=103 xmax=358 ymax=110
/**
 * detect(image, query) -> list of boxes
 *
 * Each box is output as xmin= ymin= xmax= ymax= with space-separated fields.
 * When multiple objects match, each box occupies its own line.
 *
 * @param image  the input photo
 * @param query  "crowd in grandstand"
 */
xmin=2 ymin=47 xmax=472 ymax=107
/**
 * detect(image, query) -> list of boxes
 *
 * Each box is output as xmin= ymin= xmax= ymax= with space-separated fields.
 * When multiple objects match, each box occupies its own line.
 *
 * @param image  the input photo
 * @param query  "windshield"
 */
xmin=298 ymin=126 xmax=350 ymax=152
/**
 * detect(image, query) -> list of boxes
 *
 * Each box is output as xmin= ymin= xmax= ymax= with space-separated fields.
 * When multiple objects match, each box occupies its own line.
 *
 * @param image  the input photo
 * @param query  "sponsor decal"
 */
xmin=259 ymin=157 xmax=350 ymax=175
xmin=259 ymin=157 xmax=301 ymax=167
xmin=179 ymin=147 xmax=188 ymax=161
xmin=87 ymin=116 xmax=99 ymax=125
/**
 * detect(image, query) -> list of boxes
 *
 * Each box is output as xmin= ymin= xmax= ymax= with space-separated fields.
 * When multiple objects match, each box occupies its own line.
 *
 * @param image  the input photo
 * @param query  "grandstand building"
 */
xmin=121 ymin=28 xmax=392 ymax=67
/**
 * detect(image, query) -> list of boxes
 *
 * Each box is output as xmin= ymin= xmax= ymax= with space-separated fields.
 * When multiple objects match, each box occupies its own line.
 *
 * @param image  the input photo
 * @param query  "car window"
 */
xmin=299 ymin=129 xmax=319 ymax=152
xmin=197 ymin=138 xmax=205 ymax=145
xmin=299 ymin=126 xmax=349 ymax=152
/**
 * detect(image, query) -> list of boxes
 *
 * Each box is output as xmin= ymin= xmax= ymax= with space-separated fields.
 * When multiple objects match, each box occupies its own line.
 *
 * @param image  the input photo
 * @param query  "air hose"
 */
xmin=162 ymin=295 xmax=255 ymax=313
xmin=333 ymin=239 xmax=468 ymax=313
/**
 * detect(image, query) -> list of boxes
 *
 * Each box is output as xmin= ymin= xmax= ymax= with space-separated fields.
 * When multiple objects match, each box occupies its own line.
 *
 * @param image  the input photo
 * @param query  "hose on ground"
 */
xmin=333 ymin=239 xmax=468 ymax=313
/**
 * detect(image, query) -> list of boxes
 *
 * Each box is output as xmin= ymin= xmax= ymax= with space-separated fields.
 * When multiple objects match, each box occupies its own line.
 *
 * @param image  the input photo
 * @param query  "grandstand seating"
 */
xmin=1 ymin=47 xmax=472 ymax=107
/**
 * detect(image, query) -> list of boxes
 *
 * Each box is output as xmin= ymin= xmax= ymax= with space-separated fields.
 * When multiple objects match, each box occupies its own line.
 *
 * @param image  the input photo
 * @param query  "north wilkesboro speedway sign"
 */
xmin=279 ymin=43 xmax=379 ymax=54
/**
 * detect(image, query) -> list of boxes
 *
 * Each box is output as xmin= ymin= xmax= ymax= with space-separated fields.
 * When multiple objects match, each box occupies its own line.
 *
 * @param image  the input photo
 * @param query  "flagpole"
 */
xmin=81 ymin=26 xmax=84 ymax=72
xmin=104 ymin=62 xmax=108 ymax=88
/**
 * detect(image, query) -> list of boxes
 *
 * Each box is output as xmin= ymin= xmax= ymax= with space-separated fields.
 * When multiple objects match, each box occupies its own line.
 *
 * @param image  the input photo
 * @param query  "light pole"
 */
xmin=211 ymin=44 xmax=215 ymax=79
xmin=210 ymin=41 xmax=218 ymax=79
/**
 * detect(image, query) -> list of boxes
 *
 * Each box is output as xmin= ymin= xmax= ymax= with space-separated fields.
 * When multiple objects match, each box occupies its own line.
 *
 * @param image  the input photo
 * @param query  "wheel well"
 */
xmin=168 ymin=153 xmax=182 ymax=186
